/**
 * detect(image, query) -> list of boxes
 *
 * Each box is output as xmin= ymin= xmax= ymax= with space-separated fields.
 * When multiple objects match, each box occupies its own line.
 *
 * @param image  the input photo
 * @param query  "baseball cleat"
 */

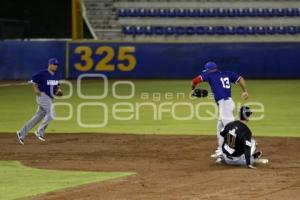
xmin=254 ymin=158 xmax=269 ymax=164
xmin=16 ymin=131 xmax=24 ymax=145
xmin=215 ymin=157 xmax=225 ymax=165
xmin=34 ymin=132 xmax=45 ymax=142
xmin=211 ymin=149 xmax=222 ymax=158
xmin=253 ymin=151 xmax=262 ymax=159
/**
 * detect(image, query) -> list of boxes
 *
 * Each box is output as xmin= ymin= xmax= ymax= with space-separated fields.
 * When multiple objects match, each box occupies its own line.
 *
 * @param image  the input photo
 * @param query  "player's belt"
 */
xmin=222 ymin=97 xmax=230 ymax=101
xmin=217 ymin=97 xmax=231 ymax=106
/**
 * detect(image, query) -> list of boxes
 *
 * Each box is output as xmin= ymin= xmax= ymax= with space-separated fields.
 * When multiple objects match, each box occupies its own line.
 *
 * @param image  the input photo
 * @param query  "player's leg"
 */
xmin=211 ymin=103 xmax=226 ymax=157
xmin=219 ymin=99 xmax=235 ymax=145
xmin=220 ymin=99 xmax=235 ymax=125
xmin=212 ymin=99 xmax=235 ymax=158
xmin=251 ymin=139 xmax=256 ymax=155
xmin=210 ymin=118 xmax=224 ymax=158
xmin=36 ymin=99 xmax=55 ymax=139
xmin=216 ymin=118 xmax=224 ymax=151
xmin=223 ymin=154 xmax=254 ymax=166
xmin=18 ymin=105 xmax=47 ymax=140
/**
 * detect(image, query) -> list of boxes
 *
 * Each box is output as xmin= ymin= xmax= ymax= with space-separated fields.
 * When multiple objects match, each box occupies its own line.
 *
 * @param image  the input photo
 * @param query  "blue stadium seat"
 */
xmin=135 ymin=26 xmax=145 ymax=35
xmin=215 ymin=26 xmax=227 ymax=35
xmin=168 ymin=9 xmax=176 ymax=17
xmin=142 ymin=9 xmax=150 ymax=17
xmin=175 ymin=9 xmax=187 ymax=17
xmin=286 ymin=26 xmax=297 ymax=34
xmin=235 ymin=8 xmax=245 ymax=17
xmin=246 ymin=26 xmax=256 ymax=35
xmin=254 ymin=26 xmax=267 ymax=35
xmin=226 ymin=26 xmax=236 ymax=35
xmin=296 ymin=8 xmax=300 ymax=16
xmin=275 ymin=26 xmax=287 ymax=34
xmin=196 ymin=9 xmax=206 ymax=17
xmin=245 ymin=8 xmax=256 ymax=17
xmin=266 ymin=26 xmax=276 ymax=35
xmin=196 ymin=26 xmax=206 ymax=34
xmin=282 ymin=8 xmax=291 ymax=17
xmin=144 ymin=26 xmax=154 ymax=35
xmin=264 ymin=8 xmax=271 ymax=17
xmin=158 ymin=9 xmax=169 ymax=17
xmin=118 ymin=9 xmax=128 ymax=17
xmin=205 ymin=8 xmax=217 ymax=17
xmin=265 ymin=8 xmax=275 ymax=17
xmin=136 ymin=8 xmax=147 ymax=17
xmin=255 ymin=8 xmax=263 ymax=17
xmin=275 ymin=8 xmax=285 ymax=17
xmin=154 ymin=26 xmax=164 ymax=35
xmin=122 ymin=26 xmax=135 ymax=35
xmin=216 ymin=8 xmax=227 ymax=17
xmin=227 ymin=8 xmax=238 ymax=17
xmin=286 ymin=8 xmax=296 ymax=17
xmin=147 ymin=9 xmax=158 ymax=17
xmin=236 ymin=26 xmax=247 ymax=35
xmin=164 ymin=26 xmax=175 ymax=35
xmin=206 ymin=26 xmax=216 ymax=34
xmin=187 ymin=9 xmax=197 ymax=17
xmin=127 ymin=9 xmax=138 ymax=17
xmin=185 ymin=26 xmax=196 ymax=35
xmin=175 ymin=26 xmax=185 ymax=35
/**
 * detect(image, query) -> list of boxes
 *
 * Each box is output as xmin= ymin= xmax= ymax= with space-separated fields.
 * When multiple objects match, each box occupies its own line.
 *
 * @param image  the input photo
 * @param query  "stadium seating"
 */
xmin=122 ymin=25 xmax=300 ymax=35
xmin=118 ymin=8 xmax=300 ymax=18
xmin=81 ymin=0 xmax=300 ymax=40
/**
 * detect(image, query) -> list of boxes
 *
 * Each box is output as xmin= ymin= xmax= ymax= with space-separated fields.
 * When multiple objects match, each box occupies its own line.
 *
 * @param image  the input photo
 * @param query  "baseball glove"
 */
xmin=55 ymin=89 xmax=63 ymax=96
xmin=191 ymin=88 xmax=208 ymax=98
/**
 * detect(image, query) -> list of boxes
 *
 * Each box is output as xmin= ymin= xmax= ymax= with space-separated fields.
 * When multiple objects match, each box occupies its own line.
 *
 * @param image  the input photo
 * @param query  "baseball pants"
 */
xmin=216 ymin=98 xmax=235 ymax=151
xmin=222 ymin=139 xmax=257 ymax=166
xmin=19 ymin=92 xmax=55 ymax=139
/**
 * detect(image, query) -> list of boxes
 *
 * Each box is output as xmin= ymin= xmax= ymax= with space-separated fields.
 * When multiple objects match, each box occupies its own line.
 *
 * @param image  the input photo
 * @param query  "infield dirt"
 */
xmin=1 ymin=134 xmax=299 ymax=200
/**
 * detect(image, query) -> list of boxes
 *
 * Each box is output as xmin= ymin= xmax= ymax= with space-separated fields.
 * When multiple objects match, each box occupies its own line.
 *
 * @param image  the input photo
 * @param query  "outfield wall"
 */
xmin=0 ymin=41 xmax=300 ymax=80
xmin=0 ymin=41 xmax=65 ymax=80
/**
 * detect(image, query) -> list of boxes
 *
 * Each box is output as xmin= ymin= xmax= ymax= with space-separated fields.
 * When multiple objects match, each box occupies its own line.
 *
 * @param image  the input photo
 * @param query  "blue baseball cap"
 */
xmin=203 ymin=61 xmax=217 ymax=72
xmin=48 ymin=58 xmax=59 ymax=66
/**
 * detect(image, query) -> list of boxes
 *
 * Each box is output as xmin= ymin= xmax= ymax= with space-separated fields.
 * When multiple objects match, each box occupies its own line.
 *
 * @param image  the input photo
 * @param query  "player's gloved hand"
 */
xmin=191 ymin=88 xmax=208 ymax=98
xmin=242 ymin=91 xmax=249 ymax=100
xmin=55 ymin=89 xmax=63 ymax=96
xmin=247 ymin=165 xmax=256 ymax=169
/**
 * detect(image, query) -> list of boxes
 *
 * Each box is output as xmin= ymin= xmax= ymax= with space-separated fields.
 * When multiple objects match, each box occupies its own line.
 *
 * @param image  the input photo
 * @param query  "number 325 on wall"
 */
xmin=74 ymin=46 xmax=136 ymax=72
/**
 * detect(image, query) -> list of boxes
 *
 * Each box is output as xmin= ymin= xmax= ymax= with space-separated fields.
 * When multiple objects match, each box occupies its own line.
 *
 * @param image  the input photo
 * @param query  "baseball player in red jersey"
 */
xmin=191 ymin=61 xmax=249 ymax=158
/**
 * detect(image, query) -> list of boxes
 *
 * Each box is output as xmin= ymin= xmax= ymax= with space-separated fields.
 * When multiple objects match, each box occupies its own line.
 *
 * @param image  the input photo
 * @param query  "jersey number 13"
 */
xmin=220 ymin=77 xmax=230 ymax=89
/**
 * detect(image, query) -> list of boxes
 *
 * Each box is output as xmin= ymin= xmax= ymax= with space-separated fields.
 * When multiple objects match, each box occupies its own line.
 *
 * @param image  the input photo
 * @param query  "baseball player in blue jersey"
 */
xmin=16 ymin=58 xmax=63 ymax=145
xmin=191 ymin=61 xmax=249 ymax=158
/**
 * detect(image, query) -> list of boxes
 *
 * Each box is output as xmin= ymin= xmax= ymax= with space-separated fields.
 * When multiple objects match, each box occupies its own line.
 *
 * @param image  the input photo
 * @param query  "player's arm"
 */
xmin=29 ymin=73 xmax=41 ymax=96
xmin=31 ymin=83 xmax=41 ymax=96
xmin=220 ymin=126 xmax=228 ymax=137
xmin=54 ymin=82 xmax=63 ymax=97
xmin=191 ymin=76 xmax=203 ymax=90
xmin=55 ymin=86 xmax=63 ymax=96
xmin=237 ymin=76 xmax=249 ymax=100
xmin=243 ymin=133 xmax=253 ymax=169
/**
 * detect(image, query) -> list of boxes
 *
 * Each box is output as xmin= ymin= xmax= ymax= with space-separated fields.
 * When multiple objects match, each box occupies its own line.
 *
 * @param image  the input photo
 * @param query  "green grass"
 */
xmin=0 ymin=80 xmax=300 ymax=137
xmin=0 ymin=161 xmax=133 ymax=200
